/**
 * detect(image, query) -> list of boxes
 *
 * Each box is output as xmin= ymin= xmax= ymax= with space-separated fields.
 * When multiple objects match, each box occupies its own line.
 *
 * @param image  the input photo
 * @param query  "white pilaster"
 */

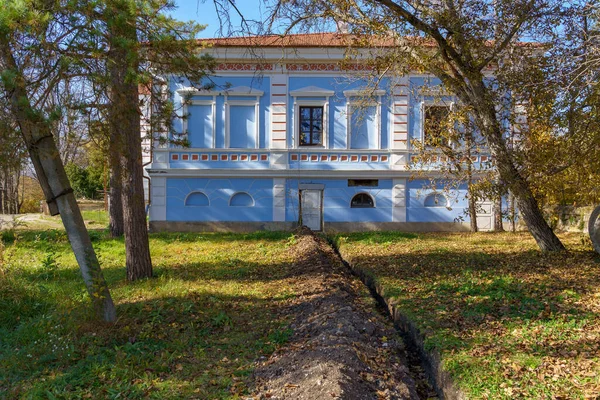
xmin=149 ymin=177 xmax=167 ymax=221
xmin=273 ymin=178 xmax=286 ymax=221
xmin=270 ymin=75 xmax=288 ymax=149
xmin=392 ymin=77 xmax=410 ymax=150
xmin=392 ymin=178 xmax=407 ymax=222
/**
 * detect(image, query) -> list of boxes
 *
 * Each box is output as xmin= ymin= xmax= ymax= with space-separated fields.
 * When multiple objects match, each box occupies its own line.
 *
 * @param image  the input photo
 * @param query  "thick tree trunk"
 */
xmin=108 ymin=138 xmax=124 ymax=237
xmin=107 ymin=1 xmax=153 ymax=280
xmin=0 ymin=35 xmax=117 ymax=321
xmin=467 ymin=81 xmax=564 ymax=251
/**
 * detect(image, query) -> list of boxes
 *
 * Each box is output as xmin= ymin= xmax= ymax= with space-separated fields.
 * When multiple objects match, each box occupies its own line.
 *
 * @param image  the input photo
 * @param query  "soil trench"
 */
xmin=252 ymin=229 xmax=421 ymax=400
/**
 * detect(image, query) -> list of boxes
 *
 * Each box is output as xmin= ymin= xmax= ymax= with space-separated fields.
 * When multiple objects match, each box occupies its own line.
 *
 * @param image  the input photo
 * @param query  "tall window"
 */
xmin=424 ymin=105 xmax=451 ymax=146
xmin=299 ymin=106 xmax=323 ymax=146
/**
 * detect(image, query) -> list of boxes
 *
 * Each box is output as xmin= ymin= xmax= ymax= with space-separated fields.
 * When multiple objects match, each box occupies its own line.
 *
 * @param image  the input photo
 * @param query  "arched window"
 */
xmin=229 ymin=192 xmax=254 ymax=207
xmin=424 ymin=193 xmax=448 ymax=207
xmin=351 ymin=193 xmax=375 ymax=208
xmin=185 ymin=191 xmax=209 ymax=206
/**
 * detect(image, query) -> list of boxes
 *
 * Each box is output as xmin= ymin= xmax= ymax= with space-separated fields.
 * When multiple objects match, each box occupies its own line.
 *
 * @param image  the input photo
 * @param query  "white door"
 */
xmin=301 ymin=190 xmax=322 ymax=231
xmin=476 ymin=201 xmax=493 ymax=231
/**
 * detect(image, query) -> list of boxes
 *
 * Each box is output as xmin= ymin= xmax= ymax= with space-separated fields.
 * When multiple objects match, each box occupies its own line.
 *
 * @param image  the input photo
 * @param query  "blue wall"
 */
xmin=166 ymin=178 xmax=273 ymax=221
xmin=406 ymin=179 xmax=470 ymax=222
xmin=285 ymin=178 xmax=393 ymax=223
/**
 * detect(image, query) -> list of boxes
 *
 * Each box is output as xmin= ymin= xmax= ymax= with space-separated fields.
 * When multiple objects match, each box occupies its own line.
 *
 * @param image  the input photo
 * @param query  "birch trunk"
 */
xmin=0 ymin=35 xmax=117 ymax=322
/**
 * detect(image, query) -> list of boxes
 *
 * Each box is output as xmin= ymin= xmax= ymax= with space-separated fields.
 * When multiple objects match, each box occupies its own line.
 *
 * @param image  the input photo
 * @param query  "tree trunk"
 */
xmin=508 ymin=192 xmax=516 ymax=233
xmin=467 ymin=81 xmax=564 ymax=251
xmin=0 ymin=35 xmax=117 ymax=322
xmin=466 ymin=135 xmax=478 ymax=232
xmin=468 ymin=189 xmax=478 ymax=232
xmin=107 ymin=1 xmax=153 ymax=281
xmin=494 ymin=194 xmax=504 ymax=232
xmin=108 ymin=138 xmax=124 ymax=237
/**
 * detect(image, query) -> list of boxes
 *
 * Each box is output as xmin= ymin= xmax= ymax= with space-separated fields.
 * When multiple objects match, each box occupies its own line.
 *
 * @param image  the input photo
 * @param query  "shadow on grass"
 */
xmin=341 ymin=243 xmax=600 ymax=360
xmin=0 ymin=287 xmax=296 ymax=399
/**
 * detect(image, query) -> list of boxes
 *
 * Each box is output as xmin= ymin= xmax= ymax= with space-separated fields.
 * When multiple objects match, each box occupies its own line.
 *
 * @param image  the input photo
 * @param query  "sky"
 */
xmin=168 ymin=1 xmax=269 ymax=39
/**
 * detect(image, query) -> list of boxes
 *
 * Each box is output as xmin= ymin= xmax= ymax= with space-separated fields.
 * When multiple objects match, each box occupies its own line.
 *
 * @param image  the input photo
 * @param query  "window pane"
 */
xmin=311 ymin=129 xmax=321 ymax=144
xmin=299 ymin=106 xmax=324 ymax=146
xmin=312 ymin=107 xmax=323 ymax=120
xmin=301 ymin=107 xmax=310 ymax=119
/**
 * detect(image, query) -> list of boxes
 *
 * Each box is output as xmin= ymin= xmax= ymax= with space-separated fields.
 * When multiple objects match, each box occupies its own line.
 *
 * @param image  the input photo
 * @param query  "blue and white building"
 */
xmin=145 ymin=33 xmax=495 ymax=232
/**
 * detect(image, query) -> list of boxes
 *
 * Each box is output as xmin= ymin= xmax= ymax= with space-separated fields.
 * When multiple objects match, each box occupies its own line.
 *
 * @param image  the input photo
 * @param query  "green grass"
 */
xmin=335 ymin=232 xmax=600 ymax=399
xmin=0 ymin=230 xmax=296 ymax=399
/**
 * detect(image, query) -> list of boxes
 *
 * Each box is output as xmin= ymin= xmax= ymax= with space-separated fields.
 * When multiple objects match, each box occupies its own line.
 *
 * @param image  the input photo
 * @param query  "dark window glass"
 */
xmin=424 ymin=193 xmax=448 ymax=207
xmin=299 ymin=106 xmax=323 ymax=146
xmin=424 ymin=105 xmax=451 ymax=146
xmin=351 ymin=193 xmax=375 ymax=208
xmin=348 ymin=179 xmax=379 ymax=187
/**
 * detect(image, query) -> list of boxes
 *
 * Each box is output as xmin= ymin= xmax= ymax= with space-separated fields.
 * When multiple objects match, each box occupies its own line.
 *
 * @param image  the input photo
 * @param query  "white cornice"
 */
xmin=176 ymin=87 xmax=219 ymax=96
xmin=343 ymin=89 xmax=386 ymax=97
xmin=223 ymin=86 xmax=264 ymax=96
xmin=290 ymin=86 xmax=335 ymax=97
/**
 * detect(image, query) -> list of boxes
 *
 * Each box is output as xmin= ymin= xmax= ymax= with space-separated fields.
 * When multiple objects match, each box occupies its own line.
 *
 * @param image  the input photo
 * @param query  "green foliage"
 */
xmin=0 ymin=231 xmax=297 ymax=398
xmin=64 ymin=163 xmax=103 ymax=199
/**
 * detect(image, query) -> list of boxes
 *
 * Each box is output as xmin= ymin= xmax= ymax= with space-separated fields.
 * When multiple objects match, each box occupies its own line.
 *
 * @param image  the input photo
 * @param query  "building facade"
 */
xmin=146 ymin=34 xmax=495 ymax=232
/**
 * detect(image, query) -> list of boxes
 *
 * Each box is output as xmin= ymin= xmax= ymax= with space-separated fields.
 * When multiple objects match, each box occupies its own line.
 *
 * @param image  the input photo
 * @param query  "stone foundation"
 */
xmin=150 ymin=221 xmax=471 ymax=233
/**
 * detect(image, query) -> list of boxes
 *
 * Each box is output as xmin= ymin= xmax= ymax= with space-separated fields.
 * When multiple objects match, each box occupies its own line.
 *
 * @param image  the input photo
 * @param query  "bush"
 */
xmin=64 ymin=163 xmax=103 ymax=199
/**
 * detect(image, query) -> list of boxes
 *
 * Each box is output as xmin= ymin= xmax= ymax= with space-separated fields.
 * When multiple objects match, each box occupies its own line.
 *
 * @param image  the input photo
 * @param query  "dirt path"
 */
xmin=252 ymin=229 xmax=420 ymax=400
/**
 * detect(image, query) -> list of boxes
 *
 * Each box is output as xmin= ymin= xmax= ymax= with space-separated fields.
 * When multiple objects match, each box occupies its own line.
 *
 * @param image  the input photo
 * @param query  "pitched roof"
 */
xmin=198 ymin=32 xmax=399 ymax=48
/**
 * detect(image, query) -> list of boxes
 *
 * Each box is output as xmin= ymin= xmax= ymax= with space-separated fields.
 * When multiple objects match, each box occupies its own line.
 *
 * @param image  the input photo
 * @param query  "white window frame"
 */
xmin=344 ymin=89 xmax=385 ymax=150
xmin=290 ymin=86 xmax=334 ymax=149
xmin=350 ymin=192 xmax=376 ymax=208
xmin=177 ymin=88 xmax=218 ymax=149
xmin=224 ymin=86 xmax=264 ymax=149
xmin=423 ymin=192 xmax=451 ymax=208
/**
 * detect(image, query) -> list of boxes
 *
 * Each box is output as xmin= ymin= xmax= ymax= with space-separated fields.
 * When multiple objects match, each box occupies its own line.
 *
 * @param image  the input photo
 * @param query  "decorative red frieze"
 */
xmin=231 ymin=154 xmax=238 ymax=161
xmin=340 ymin=155 xmax=348 ymax=162
xmin=241 ymin=154 xmax=248 ymax=161
xmin=301 ymin=154 xmax=308 ymax=161
xmin=216 ymin=63 xmax=274 ymax=71
xmin=380 ymin=155 xmax=388 ymax=162
xmin=260 ymin=154 xmax=268 ymax=161
xmin=211 ymin=154 xmax=218 ymax=161
xmin=351 ymin=155 xmax=358 ymax=162
xmin=286 ymin=63 xmax=373 ymax=72
xmin=181 ymin=154 xmax=189 ymax=161
xmin=371 ymin=155 xmax=378 ymax=162
xmin=250 ymin=154 xmax=258 ymax=161
xmin=291 ymin=154 xmax=299 ymax=161
xmin=171 ymin=154 xmax=179 ymax=161
xmin=220 ymin=154 xmax=228 ymax=161
xmin=321 ymin=155 xmax=328 ymax=161
xmin=191 ymin=154 xmax=199 ymax=161
xmin=360 ymin=155 xmax=368 ymax=162
xmin=330 ymin=155 xmax=338 ymax=161
xmin=311 ymin=155 xmax=318 ymax=161
xmin=201 ymin=154 xmax=209 ymax=161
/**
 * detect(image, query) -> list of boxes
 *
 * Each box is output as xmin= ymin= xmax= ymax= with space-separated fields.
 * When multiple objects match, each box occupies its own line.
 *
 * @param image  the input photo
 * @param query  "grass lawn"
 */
xmin=0 ymin=228 xmax=297 ymax=399
xmin=335 ymin=232 xmax=600 ymax=399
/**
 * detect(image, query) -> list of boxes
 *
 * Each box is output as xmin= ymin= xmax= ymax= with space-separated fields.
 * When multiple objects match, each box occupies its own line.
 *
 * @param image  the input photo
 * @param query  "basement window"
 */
xmin=348 ymin=179 xmax=378 ymax=187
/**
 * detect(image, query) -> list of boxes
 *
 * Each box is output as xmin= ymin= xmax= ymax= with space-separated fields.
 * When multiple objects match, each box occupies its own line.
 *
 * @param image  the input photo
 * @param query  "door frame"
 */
xmin=299 ymin=188 xmax=324 ymax=231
